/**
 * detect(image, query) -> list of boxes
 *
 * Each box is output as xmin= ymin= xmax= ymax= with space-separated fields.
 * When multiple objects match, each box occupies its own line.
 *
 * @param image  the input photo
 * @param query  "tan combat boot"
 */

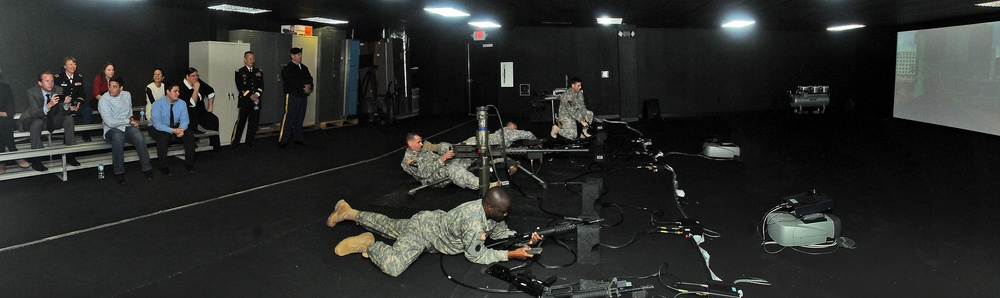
xmin=550 ymin=124 xmax=560 ymax=139
xmin=335 ymin=232 xmax=374 ymax=258
xmin=581 ymin=127 xmax=591 ymax=138
xmin=326 ymin=199 xmax=356 ymax=227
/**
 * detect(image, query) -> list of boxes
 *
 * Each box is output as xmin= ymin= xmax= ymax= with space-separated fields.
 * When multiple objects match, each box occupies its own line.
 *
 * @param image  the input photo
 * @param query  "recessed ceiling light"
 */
xmin=469 ymin=21 xmax=501 ymax=28
xmin=424 ymin=7 xmax=470 ymax=17
xmin=975 ymin=1 xmax=1000 ymax=7
xmin=208 ymin=4 xmax=270 ymax=14
xmin=301 ymin=17 xmax=348 ymax=25
xmin=827 ymin=24 xmax=865 ymax=31
xmin=596 ymin=17 xmax=622 ymax=25
xmin=721 ymin=20 xmax=755 ymax=28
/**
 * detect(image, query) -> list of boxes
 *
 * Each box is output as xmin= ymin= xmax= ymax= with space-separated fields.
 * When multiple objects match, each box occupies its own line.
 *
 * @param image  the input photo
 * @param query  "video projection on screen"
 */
xmin=894 ymin=21 xmax=1000 ymax=136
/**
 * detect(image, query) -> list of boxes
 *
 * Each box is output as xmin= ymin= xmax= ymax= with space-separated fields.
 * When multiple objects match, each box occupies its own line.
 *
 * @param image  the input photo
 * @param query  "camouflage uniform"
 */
xmin=461 ymin=127 xmax=538 ymax=147
xmin=401 ymin=146 xmax=479 ymax=190
xmin=557 ymin=89 xmax=594 ymax=139
xmin=356 ymin=199 xmax=516 ymax=277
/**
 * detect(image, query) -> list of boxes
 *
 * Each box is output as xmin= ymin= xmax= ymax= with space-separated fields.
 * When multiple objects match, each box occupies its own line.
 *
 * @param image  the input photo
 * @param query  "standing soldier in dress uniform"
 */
xmin=401 ymin=132 xmax=481 ymax=190
xmin=54 ymin=57 xmax=94 ymax=142
xmin=278 ymin=47 xmax=313 ymax=148
xmin=232 ymin=51 xmax=263 ymax=149
xmin=325 ymin=187 xmax=542 ymax=277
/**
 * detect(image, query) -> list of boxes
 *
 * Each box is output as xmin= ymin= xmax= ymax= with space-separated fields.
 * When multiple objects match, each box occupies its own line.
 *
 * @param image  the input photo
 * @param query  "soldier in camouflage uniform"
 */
xmin=401 ymin=132 xmax=480 ymax=190
xmin=551 ymin=77 xmax=595 ymax=140
xmin=326 ymin=187 xmax=542 ymax=277
xmin=460 ymin=121 xmax=538 ymax=147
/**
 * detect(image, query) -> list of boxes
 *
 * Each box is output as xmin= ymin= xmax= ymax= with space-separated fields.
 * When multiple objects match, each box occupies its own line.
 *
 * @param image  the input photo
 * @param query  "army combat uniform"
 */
xmin=355 ymin=199 xmax=517 ymax=276
xmin=461 ymin=127 xmax=538 ymax=147
xmin=401 ymin=145 xmax=479 ymax=190
xmin=556 ymin=88 xmax=594 ymax=140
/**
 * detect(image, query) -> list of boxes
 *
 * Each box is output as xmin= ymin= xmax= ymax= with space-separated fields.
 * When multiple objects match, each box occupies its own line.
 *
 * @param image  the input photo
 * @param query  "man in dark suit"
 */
xmin=232 ymin=51 xmax=263 ymax=149
xmin=24 ymin=70 xmax=80 ymax=171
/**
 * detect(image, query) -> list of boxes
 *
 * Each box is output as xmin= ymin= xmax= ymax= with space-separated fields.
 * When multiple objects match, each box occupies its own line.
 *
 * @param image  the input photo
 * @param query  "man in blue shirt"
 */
xmin=149 ymin=81 xmax=196 ymax=176
xmin=98 ymin=76 xmax=152 ymax=184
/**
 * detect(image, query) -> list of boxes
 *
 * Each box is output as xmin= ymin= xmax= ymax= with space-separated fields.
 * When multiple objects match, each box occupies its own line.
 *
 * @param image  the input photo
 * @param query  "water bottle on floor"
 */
xmin=140 ymin=111 xmax=146 ymax=121
xmin=98 ymin=163 xmax=104 ymax=179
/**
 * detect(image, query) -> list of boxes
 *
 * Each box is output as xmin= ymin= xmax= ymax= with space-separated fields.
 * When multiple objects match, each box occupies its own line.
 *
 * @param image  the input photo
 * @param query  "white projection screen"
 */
xmin=894 ymin=21 xmax=1000 ymax=136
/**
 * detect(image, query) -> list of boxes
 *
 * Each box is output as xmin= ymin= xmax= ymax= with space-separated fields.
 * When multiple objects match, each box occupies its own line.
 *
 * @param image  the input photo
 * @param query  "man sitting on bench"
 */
xmin=24 ymin=70 xmax=80 ymax=171
xmin=149 ymin=80 xmax=196 ymax=176
xmin=99 ymin=76 xmax=153 ymax=184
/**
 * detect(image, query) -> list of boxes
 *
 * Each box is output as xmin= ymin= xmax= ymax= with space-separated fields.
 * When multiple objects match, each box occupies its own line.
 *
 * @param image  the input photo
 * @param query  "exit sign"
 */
xmin=472 ymin=31 xmax=487 ymax=41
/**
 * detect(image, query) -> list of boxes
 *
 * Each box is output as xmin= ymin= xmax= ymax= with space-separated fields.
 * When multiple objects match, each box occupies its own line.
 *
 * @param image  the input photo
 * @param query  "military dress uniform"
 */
xmin=556 ymin=89 xmax=594 ymax=139
xmin=232 ymin=65 xmax=263 ymax=148
xmin=401 ymin=146 xmax=479 ymax=190
xmin=279 ymin=58 xmax=313 ymax=146
xmin=355 ymin=199 xmax=517 ymax=276
xmin=54 ymin=72 xmax=95 ymax=140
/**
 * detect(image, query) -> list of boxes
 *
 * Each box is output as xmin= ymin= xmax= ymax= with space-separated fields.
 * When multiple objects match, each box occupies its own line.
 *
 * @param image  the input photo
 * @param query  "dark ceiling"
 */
xmin=159 ymin=0 xmax=1000 ymax=32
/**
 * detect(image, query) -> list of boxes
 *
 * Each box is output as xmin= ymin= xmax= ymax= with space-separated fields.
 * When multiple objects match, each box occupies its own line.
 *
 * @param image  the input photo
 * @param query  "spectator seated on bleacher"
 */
xmin=148 ymin=80 xmax=197 ymax=176
xmin=0 ymin=67 xmax=31 ymax=174
xmin=22 ymin=70 xmax=80 ymax=171
xmin=99 ymin=76 xmax=153 ymax=184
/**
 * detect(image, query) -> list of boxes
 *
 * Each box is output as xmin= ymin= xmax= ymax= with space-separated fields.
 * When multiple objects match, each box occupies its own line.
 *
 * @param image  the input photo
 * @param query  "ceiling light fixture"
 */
xmin=596 ymin=17 xmax=623 ymax=25
xmin=975 ymin=1 xmax=1000 ymax=7
xmin=424 ymin=7 xmax=470 ymax=17
xmin=208 ymin=4 xmax=270 ymax=14
xmin=301 ymin=17 xmax=348 ymax=25
xmin=827 ymin=24 xmax=866 ymax=31
xmin=722 ymin=20 xmax=755 ymax=28
xmin=469 ymin=21 xmax=501 ymax=28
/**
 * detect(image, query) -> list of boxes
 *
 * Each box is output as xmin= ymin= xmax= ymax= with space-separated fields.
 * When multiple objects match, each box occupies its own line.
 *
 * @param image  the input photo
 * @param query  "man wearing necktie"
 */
xmin=232 ymin=51 xmax=264 ymax=149
xmin=148 ymin=80 xmax=196 ymax=176
xmin=24 ymin=70 xmax=79 ymax=171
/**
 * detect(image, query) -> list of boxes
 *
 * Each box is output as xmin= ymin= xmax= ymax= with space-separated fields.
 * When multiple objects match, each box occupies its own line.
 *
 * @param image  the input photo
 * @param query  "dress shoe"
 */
xmin=16 ymin=159 xmax=31 ymax=168
xmin=186 ymin=165 xmax=196 ymax=174
xmin=143 ymin=170 xmax=154 ymax=181
xmin=294 ymin=141 xmax=308 ymax=146
xmin=113 ymin=173 xmax=126 ymax=185
xmin=66 ymin=156 xmax=81 ymax=167
xmin=31 ymin=161 xmax=48 ymax=172
xmin=213 ymin=146 xmax=222 ymax=153
xmin=159 ymin=167 xmax=172 ymax=176
xmin=278 ymin=142 xmax=287 ymax=149
xmin=231 ymin=143 xmax=239 ymax=150
xmin=246 ymin=143 xmax=255 ymax=148
xmin=82 ymin=134 xmax=92 ymax=142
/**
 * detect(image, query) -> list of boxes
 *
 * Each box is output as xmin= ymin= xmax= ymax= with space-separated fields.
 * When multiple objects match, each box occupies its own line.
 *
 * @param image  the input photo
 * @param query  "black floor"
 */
xmin=1 ymin=111 xmax=998 ymax=297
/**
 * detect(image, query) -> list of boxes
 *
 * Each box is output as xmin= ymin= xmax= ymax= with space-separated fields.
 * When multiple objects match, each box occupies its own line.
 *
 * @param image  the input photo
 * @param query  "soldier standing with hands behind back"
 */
xmin=278 ymin=47 xmax=313 ymax=148
xmin=232 ymin=51 xmax=263 ymax=149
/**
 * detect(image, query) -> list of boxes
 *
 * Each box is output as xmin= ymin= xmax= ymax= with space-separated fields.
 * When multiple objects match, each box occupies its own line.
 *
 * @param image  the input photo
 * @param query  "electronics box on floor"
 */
xmin=702 ymin=140 xmax=740 ymax=159
xmin=766 ymin=211 xmax=840 ymax=247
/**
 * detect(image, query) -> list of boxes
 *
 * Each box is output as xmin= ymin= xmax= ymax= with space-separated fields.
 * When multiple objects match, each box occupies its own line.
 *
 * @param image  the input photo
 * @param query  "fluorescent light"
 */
xmin=301 ymin=17 xmax=348 ymax=25
xmin=596 ymin=17 xmax=622 ymax=25
xmin=469 ymin=21 xmax=501 ymax=28
xmin=827 ymin=24 xmax=866 ymax=31
xmin=975 ymin=1 xmax=1000 ymax=7
xmin=424 ymin=7 xmax=470 ymax=17
xmin=722 ymin=20 xmax=755 ymax=28
xmin=208 ymin=4 xmax=270 ymax=14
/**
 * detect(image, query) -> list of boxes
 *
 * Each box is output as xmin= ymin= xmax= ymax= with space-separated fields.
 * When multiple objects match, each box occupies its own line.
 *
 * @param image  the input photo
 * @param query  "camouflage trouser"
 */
xmin=557 ymin=110 xmax=594 ymax=140
xmin=357 ymin=211 xmax=427 ymax=277
xmin=444 ymin=158 xmax=479 ymax=190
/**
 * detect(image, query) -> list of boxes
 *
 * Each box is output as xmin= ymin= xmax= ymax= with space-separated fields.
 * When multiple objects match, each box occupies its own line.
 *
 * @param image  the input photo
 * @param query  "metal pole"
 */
xmin=466 ymin=43 xmax=473 ymax=115
xmin=476 ymin=106 xmax=490 ymax=197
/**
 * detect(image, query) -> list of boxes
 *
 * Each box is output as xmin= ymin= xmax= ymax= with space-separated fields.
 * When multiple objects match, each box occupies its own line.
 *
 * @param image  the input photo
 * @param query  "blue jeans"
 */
xmin=105 ymin=126 xmax=152 ymax=175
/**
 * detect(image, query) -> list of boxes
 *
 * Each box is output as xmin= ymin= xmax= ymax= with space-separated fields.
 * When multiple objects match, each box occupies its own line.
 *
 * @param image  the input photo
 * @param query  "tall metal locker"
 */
xmin=346 ymin=40 xmax=360 ymax=118
xmin=291 ymin=35 xmax=319 ymax=127
xmin=228 ymin=29 xmax=293 ymax=126
xmin=315 ymin=27 xmax=346 ymax=121
xmin=189 ymin=41 xmax=251 ymax=146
